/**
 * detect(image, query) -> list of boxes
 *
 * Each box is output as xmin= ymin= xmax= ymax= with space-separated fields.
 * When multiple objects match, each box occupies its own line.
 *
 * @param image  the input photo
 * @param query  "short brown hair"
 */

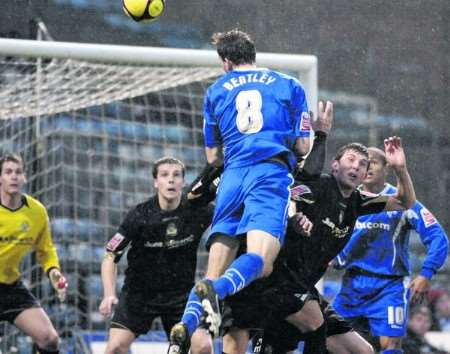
xmin=0 ymin=153 xmax=24 ymax=174
xmin=212 ymin=29 xmax=256 ymax=66
xmin=367 ymin=147 xmax=387 ymax=166
xmin=152 ymin=157 xmax=185 ymax=178
xmin=333 ymin=142 xmax=369 ymax=162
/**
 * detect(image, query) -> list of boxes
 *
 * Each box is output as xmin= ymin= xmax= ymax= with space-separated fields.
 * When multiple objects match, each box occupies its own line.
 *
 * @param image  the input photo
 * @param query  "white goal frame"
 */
xmin=0 ymin=37 xmax=318 ymax=116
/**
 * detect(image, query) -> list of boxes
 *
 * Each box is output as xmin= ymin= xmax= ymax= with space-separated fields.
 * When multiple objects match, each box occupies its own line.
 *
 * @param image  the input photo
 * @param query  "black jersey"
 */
xmin=278 ymin=173 xmax=388 ymax=289
xmin=116 ymin=195 xmax=213 ymax=294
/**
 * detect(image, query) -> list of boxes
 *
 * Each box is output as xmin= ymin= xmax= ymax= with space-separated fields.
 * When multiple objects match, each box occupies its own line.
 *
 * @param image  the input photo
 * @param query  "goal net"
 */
xmin=0 ymin=37 xmax=317 ymax=353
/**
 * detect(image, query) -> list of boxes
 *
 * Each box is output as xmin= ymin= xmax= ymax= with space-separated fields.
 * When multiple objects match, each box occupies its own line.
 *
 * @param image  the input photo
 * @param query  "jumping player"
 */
xmin=168 ymin=29 xmax=312 ymax=353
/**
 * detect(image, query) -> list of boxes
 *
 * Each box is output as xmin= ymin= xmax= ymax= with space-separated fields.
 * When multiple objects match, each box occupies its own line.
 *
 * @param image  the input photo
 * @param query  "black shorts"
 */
xmin=111 ymin=287 xmax=188 ymax=337
xmin=0 ymin=281 xmax=40 ymax=323
xmin=223 ymin=279 xmax=315 ymax=334
xmin=262 ymin=292 xmax=353 ymax=353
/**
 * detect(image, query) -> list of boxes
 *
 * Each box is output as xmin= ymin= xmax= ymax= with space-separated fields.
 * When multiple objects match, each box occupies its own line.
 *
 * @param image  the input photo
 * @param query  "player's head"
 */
xmin=408 ymin=304 xmax=433 ymax=337
xmin=363 ymin=147 xmax=387 ymax=187
xmin=0 ymin=153 xmax=26 ymax=196
xmin=212 ymin=29 xmax=256 ymax=72
xmin=152 ymin=157 xmax=185 ymax=200
xmin=331 ymin=143 xmax=369 ymax=192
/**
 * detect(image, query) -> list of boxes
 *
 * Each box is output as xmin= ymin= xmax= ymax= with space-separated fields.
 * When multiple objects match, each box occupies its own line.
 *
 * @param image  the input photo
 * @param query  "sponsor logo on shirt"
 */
xmin=322 ymin=217 xmax=350 ymax=238
xmin=420 ymin=208 xmax=437 ymax=227
xmin=355 ymin=220 xmax=390 ymax=231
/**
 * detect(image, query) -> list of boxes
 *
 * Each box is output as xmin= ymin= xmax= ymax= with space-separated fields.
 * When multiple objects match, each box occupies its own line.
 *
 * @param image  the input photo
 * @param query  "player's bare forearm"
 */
xmin=393 ymin=165 xmax=416 ymax=209
xmin=205 ymin=146 xmax=224 ymax=167
xmin=101 ymin=252 xmax=118 ymax=298
xmin=385 ymin=166 xmax=416 ymax=211
xmin=295 ymin=136 xmax=311 ymax=158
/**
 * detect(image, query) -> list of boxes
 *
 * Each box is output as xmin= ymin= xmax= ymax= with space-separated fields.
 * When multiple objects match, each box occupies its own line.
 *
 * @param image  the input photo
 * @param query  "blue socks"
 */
xmin=381 ymin=350 xmax=403 ymax=354
xmin=213 ymin=252 xmax=264 ymax=300
xmin=180 ymin=252 xmax=264 ymax=336
xmin=181 ymin=288 xmax=203 ymax=336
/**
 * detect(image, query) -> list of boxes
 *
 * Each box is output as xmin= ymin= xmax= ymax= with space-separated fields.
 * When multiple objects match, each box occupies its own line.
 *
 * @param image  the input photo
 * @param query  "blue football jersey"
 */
xmin=336 ymin=183 xmax=448 ymax=279
xmin=203 ymin=68 xmax=310 ymax=170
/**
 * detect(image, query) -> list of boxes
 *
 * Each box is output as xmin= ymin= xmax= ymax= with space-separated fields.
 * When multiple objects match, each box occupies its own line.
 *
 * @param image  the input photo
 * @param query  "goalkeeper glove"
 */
xmin=188 ymin=163 xmax=223 ymax=201
xmin=49 ymin=268 xmax=68 ymax=302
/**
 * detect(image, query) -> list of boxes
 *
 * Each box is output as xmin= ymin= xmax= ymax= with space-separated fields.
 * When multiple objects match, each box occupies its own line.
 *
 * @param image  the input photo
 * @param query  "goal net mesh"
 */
xmin=0 ymin=53 xmax=222 ymax=352
xmin=0 ymin=40 xmax=316 ymax=353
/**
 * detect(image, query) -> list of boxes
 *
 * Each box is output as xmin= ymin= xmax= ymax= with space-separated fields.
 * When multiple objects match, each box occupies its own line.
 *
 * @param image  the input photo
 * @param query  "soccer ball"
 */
xmin=123 ymin=0 xmax=165 ymax=23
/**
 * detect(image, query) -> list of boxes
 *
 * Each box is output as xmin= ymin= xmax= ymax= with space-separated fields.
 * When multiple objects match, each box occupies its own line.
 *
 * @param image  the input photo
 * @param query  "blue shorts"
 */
xmin=209 ymin=161 xmax=293 ymax=243
xmin=333 ymin=271 xmax=410 ymax=337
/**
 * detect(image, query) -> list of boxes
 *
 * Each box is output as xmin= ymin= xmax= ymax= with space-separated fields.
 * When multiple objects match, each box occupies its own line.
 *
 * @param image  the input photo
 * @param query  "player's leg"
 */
xmin=201 ymin=162 xmax=292 ymax=301
xmin=106 ymin=289 xmax=154 ymax=354
xmin=365 ymin=278 xmax=410 ymax=354
xmin=104 ymin=328 xmax=136 ymax=354
xmin=163 ymin=307 xmax=214 ymax=354
xmin=286 ymin=300 xmax=326 ymax=354
xmin=191 ymin=329 xmax=214 ymax=354
xmin=14 ymin=308 xmax=60 ymax=353
xmin=326 ymin=332 xmax=374 ymax=354
xmin=7 ymin=281 xmax=60 ymax=354
xmin=223 ymin=328 xmax=250 ymax=354
xmin=321 ymin=295 xmax=374 ymax=354
xmin=378 ymin=336 xmax=403 ymax=354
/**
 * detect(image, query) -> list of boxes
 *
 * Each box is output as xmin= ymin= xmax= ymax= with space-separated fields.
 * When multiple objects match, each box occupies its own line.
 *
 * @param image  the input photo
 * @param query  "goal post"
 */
xmin=0 ymin=37 xmax=317 ymax=352
xmin=0 ymin=37 xmax=318 ymax=119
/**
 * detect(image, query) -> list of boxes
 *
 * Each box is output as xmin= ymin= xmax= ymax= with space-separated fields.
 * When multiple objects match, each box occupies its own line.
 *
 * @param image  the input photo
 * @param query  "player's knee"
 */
xmin=358 ymin=341 xmax=375 ymax=354
xmin=302 ymin=315 xmax=325 ymax=333
xmin=35 ymin=328 xmax=59 ymax=350
xmin=191 ymin=329 xmax=213 ymax=354
xmin=260 ymin=262 xmax=273 ymax=278
xmin=105 ymin=340 xmax=131 ymax=354
xmin=379 ymin=336 xmax=402 ymax=350
xmin=191 ymin=338 xmax=212 ymax=354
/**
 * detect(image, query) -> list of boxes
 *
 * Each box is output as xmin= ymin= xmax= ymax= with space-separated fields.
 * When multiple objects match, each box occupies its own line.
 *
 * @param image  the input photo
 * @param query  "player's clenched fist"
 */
xmin=49 ymin=268 xmax=68 ymax=302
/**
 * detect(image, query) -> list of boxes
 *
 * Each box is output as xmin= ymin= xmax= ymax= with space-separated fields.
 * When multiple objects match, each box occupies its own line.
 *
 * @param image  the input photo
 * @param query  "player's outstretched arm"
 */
xmin=383 ymin=136 xmax=416 ymax=210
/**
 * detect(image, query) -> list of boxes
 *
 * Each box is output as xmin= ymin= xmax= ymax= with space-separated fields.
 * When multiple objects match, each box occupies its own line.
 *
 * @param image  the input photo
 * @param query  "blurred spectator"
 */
xmin=429 ymin=289 xmax=450 ymax=331
xmin=402 ymin=304 xmax=449 ymax=354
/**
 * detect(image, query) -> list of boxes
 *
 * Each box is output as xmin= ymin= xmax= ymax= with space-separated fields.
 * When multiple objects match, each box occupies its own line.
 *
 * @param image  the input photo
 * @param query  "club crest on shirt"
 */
xmin=420 ymin=208 xmax=437 ymax=227
xmin=166 ymin=222 xmax=178 ymax=237
xmin=21 ymin=221 xmax=30 ymax=232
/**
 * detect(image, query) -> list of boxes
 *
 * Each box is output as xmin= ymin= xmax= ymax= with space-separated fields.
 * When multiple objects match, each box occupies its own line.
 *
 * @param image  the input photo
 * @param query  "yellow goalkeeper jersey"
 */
xmin=0 ymin=194 xmax=60 ymax=284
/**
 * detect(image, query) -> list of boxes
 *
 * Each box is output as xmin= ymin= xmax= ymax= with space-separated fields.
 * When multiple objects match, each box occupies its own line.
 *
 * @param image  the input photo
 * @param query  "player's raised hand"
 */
xmin=99 ymin=295 xmax=119 ymax=317
xmin=384 ymin=136 xmax=407 ymax=170
xmin=312 ymin=100 xmax=333 ymax=135
xmin=408 ymin=275 xmax=431 ymax=305
xmin=49 ymin=268 xmax=68 ymax=302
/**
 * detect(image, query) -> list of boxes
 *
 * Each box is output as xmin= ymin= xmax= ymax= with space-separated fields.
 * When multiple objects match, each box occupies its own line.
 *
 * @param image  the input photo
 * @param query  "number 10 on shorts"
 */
xmin=387 ymin=306 xmax=405 ymax=326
